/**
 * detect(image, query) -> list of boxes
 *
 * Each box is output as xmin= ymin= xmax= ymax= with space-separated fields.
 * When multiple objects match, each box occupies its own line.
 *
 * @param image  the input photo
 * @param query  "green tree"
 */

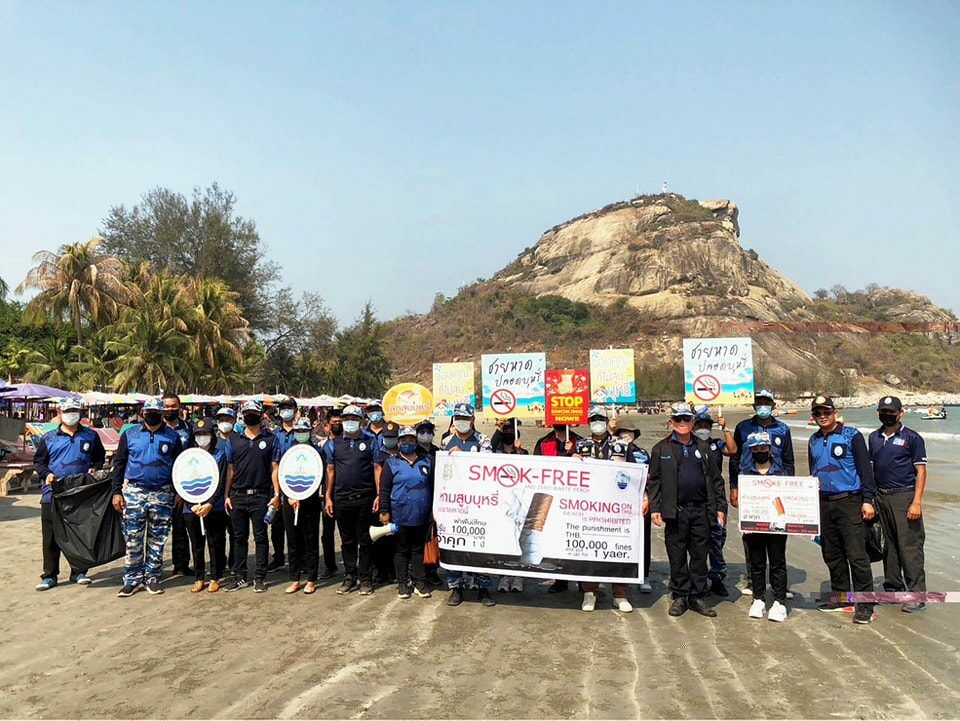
xmin=101 ymin=184 xmax=278 ymax=330
xmin=16 ymin=236 xmax=129 ymax=346
xmin=331 ymin=302 xmax=390 ymax=397
xmin=259 ymin=289 xmax=337 ymax=394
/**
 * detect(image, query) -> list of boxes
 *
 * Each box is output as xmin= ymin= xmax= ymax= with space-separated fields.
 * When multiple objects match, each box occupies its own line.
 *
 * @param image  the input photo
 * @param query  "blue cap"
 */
xmin=58 ymin=397 xmax=82 ymax=411
xmin=587 ymin=405 xmax=608 ymax=420
xmin=341 ymin=404 xmax=363 ymax=418
xmin=215 ymin=406 xmax=236 ymax=419
xmin=240 ymin=400 xmax=263 ymax=414
xmin=746 ymin=431 xmax=772 ymax=448
xmin=293 ymin=418 xmax=312 ymax=431
xmin=755 ymin=389 xmax=775 ymax=402
xmin=142 ymin=397 xmax=163 ymax=412
xmin=453 ymin=402 xmax=475 ymax=418
xmin=693 ymin=404 xmax=713 ymax=423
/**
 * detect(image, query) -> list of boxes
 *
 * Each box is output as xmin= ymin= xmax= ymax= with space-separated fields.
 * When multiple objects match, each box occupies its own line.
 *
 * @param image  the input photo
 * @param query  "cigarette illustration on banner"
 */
xmin=771 ymin=496 xmax=787 ymax=531
xmin=503 ymin=490 xmax=558 ymax=570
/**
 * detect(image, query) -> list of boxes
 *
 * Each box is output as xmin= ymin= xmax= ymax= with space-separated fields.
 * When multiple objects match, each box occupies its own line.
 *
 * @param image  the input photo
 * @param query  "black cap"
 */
xmin=878 ymin=396 xmax=902 ymax=412
xmin=416 ymin=420 xmax=435 ymax=431
xmin=194 ymin=418 xmax=214 ymax=434
xmin=328 ymin=408 xmax=342 ymax=419
xmin=811 ymin=395 xmax=836 ymax=411
xmin=382 ymin=421 xmax=400 ymax=439
xmin=279 ymin=397 xmax=298 ymax=409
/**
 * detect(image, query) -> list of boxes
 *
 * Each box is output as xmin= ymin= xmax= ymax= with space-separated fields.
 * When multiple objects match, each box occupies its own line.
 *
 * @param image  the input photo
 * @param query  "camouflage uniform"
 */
xmin=122 ymin=486 xmax=175 ymax=585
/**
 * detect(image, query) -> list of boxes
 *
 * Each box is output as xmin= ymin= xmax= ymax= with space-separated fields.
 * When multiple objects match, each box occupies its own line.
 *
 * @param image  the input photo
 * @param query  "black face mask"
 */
xmin=753 ymin=451 xmax=771 ymax=465
xmin=143 ymin=411 xmax=162 ymax=426
xmin=879 ymin=414 xmax=899 ymax=428
xmin=330 ymin=423 xmax=343 ymax=436
xmin=243 ymin=413 xmax=262 ymax=427
xmin=501 ymin=433 xmax=516 ymax=446
xmin=162 ymin=409 xmax=179 ymax=422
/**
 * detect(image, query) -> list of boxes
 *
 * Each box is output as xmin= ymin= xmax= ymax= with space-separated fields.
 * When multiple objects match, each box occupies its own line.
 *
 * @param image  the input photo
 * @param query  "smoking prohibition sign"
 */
xmin=693 ymin=374 xmax=721 ymax=402
xmin=490 ymin=388 xmax=517 ymax=414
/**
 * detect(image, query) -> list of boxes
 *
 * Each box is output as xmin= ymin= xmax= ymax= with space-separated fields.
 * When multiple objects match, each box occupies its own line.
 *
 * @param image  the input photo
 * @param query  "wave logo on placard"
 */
xmin=181 ymin=475 xmax=214 ymax=495
xmin=615 ymin=471 xmax=630 ymax=490
xmin=284 ymin=474 xmax=316 ymax=493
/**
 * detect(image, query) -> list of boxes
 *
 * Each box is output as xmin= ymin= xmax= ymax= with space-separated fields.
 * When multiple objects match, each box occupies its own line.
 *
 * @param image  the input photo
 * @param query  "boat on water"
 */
xmin=922 ymin=405 xmax=948 ymax=420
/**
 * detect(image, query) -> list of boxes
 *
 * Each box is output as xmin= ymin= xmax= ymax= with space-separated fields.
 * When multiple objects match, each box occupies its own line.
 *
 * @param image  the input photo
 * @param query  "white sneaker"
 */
xmin=510 ymin=578 xmax=523 ymax=592
xmin=581 ymin=592 xmax=597 ymax=612
xmin=497 ymin=576 xmax=510 ymax=593
xmin=785 ymin=590 xmax=795 ymax=600
xmin=748 ymin=599 xmax=766 ymax=619
xmin=768 ymin=601 xmax=788 ymax=622
xmin=613 ymin=597 xmax=633 ymax=613
xmin=741 ymin=585 xmax=754 ymax=596
xmin=639 ymin=582 xmax=653 ymax=594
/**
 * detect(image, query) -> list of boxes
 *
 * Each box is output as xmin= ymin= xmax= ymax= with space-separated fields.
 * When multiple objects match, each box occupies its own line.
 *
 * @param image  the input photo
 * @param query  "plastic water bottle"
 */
xmin=264 ymin=505 xmax=277 ymax=524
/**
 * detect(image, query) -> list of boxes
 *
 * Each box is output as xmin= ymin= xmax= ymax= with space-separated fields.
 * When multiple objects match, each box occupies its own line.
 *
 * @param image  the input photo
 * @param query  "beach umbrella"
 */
xmin=0 ymin=383 xmax=80 ymax=400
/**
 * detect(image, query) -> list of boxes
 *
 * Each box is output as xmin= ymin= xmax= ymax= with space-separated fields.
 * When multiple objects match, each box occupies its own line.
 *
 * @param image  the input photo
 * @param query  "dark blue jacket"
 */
xmin=729 ymin=416 xmax=795 ymax=487
xmin=34 ymin=425 xmax=106 ymax=503
xmin=808 ymin=423 xmax=876 ymax=501
xmin=112 ymin=424 xmax=183 ymax=493
xmin=379 ymin=453 xmax=433 ymax=526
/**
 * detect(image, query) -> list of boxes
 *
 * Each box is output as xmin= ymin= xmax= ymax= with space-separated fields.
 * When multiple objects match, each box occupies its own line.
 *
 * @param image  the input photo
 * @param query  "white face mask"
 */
xmin=61 ymin=412 xmax=81 ymax=427
xmin=279 ymin=408 xmax=296 ymax=422
xmin=590 ymin=421 xmax=608 ymax=436
xmin=294 ymin=432 xmax=311 ymax=444
xmin=217 ymin=421 xmax=234 ymax=435
xmin=694 ymin=429 xmax=713 ymax=441
xmin=418 ymin=432 xmax=434 ymax=445
xmin=196 ymin=435 xmax=212 ymax=449
xmin=343 ymin=420 xmax=361 ymax=435
xmin=453 ymin=419 xmax=473 ymax=434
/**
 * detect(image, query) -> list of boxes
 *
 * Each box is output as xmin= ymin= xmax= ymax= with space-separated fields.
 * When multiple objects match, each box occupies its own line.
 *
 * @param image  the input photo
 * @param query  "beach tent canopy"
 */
xmin=0 ymin=383 xmax=80 ymax=400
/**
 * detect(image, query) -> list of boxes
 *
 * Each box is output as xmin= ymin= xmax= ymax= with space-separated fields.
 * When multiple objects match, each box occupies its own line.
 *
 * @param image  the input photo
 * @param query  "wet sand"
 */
xmin=2 ymin=423 xmax=959 ymax=719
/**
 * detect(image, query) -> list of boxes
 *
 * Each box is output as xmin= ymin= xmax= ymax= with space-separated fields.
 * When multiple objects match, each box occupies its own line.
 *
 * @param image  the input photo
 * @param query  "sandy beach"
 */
xmin=2 ymin=425 xmax=959 ymax=719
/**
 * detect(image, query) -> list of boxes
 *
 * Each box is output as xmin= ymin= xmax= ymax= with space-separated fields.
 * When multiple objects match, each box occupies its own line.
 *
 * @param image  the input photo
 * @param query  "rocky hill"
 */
xmin=385 ymin=194 xmax=960 ymax=397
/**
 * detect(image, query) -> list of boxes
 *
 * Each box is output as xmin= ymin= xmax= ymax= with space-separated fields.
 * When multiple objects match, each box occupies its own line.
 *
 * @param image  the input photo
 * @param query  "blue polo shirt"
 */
xmin=730 ymin=417 xmax=794 ymax=488
xmin=111 ymin=424 xmax=183 ymax=492
xmin=271 ymin=425 xmax=298 ymax=463
xmin=328 ymin=433 xmax=377 ymax=499
xmin=225 ymin=428 xmax=277 ymax=493
xmin=442 ymin=431 xmax=485 ymax=452
xmin=166 ymin=418 xmax=194 ymax=449
xmin=379 ymin=453 xmax=434 ymax=526
xmin=808 ymin=423 xmax=876 ymax=501
xmin=34 ymin=425 xmax=106 ymax=503
xmin=869 ymin=424 xmax=927 ymax=490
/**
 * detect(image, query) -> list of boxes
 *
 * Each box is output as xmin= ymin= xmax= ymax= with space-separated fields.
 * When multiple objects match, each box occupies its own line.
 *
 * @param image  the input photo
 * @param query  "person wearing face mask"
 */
xmin=494 ymin=420 xmax=529 ymax=594
xmin=214 ymin=406 xmax=238 ymax=573
xmin=183 ymin=419 xmax=228 ymax=593
xmin=690 ymin=406 xmax=737 ymax=598
xmin=379 ymin=426 xmax=434 ymax=600
xmin=415 ymin=420 xmax=439 ymax=456
xmin=112 ymin=397 xmax=184 ymax=597
xmin=278 ymin=418 xmax=325 ymax=595
xmin=33 ymin=398 xmax=106 ymax=591
xmin=739 ymin=432 xmax=790 ymax=622
xmin=808 ymin=395 xmax=877 ymax=624
xmin=266 ymin=398 xmax=302 ymax=573
xmin=162 ymin=392 xmax=195 ymax=578
xmin=363 ymin=400 xmax=387 ymax=457
xmin=325 ymin=405 xmax=379 ymax=595
xmin=371 ymin=422 xmax=401 ymax=586
xmin=316 ymin=408 xmax=343 ymax=579
xmin=573 ymin=406 xmax=642 ymax=611
xmin=613 ymin=426 xmax=654 ymax=595
xmin=728 ymin=389 xmax=794 ymax=596
xmin=223 ymin=400 xmax=281 ymax=593
xmin=648 ymin=402 xmax=727 ymax=618
xmin=868 ymin=396 xmax=928 ymax=613
xmin=534 ymin=422 xmax=582 ymax=591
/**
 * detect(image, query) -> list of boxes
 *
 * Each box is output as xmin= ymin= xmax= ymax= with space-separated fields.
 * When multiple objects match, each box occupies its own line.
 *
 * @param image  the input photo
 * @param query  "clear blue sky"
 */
xmin=1 ymin=1 xmax=957 ymax=324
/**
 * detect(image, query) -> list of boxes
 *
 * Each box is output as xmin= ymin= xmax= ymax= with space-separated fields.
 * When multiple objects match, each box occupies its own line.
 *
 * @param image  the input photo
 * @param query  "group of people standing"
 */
xmin=32 ymin=387 xmax=929 ymax=626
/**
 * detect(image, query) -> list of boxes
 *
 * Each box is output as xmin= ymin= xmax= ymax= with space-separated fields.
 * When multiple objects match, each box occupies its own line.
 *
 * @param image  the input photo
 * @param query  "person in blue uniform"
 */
xmin=278 ymin=418 xmax=325 ymax=595
xmin=214 ymin=406 xmax=238 ymax=573
xmin=111 ymin=397 xmax=183 ymax=597
xmin=869 ymin=395 xmax=928 ymax=613
xmin=325 ymin=405 xmax=379 ymax=596
xmin=372 ymin=421 xmax=400 ymax=586
xmin=613 ymin=425 xmax=653 ymax=594
xmin=183 ymin=418 xmax=228 ymax=593
xmin=808 ymin=395 xmax=877 ymax=624
xmin=316 ymin=408 xmax=342 ymax=578
xmin=267 ymin=397 xmax=301 ymax=573
xmin=162 ymin=392 xmax=194 ymax=577
xmin=379 ymin=425 xmax=434 ymax=600
xmin=33 ymin=397 xmax=106 ymax=590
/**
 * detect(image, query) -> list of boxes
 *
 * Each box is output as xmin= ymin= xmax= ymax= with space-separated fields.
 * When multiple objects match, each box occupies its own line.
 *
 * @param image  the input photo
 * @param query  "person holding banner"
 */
xmin=278 ymin=419 xmax=325 ymax=595
xmin=649 ymin=402 xmax=727 ymax=618
xmin=808 ymin=395 xmax=877 ymax=624
xmin=740 ymin=432 xmax=789 ymax=622
xmin=378 ymin=426 xmax=434 ymax=600
xmin=693 ymin=406 xmax=737 ymax=598
xmin=183 ymin=419 xmax=228 ymax=593
xmin=534 ymin=424 xmax=580 ymax=594
xmin=162 ymin=392 xmax=194 ymax=579
xmin=575 ymin=406 xmax=641 ymax=612
xmin=495 ymin=421 xmax=528 ymax=594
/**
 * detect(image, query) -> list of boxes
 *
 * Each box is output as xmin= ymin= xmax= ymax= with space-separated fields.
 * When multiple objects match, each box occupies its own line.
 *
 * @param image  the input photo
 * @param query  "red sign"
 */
xmin=693 ymin=373 xmax=721 ymax=402
xmin=544 ymin=369 xmax=590 ymax=426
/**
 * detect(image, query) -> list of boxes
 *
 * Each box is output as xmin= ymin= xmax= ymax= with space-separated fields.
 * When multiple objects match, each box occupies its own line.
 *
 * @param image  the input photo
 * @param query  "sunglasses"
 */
xmin=672 ymin=415 xmax=694 ymax=423
xmin=812 ymin=409 xmax=834 ymax=418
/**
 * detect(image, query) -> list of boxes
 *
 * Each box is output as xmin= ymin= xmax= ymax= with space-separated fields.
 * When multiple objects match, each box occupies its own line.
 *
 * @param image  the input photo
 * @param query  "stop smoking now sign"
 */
xmin=545 ymin=369 xmax=590 ymax=426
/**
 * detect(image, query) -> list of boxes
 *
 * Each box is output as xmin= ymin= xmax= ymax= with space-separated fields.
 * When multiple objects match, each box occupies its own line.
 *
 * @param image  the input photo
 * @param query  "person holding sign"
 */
xmin=182 ymin=419 xmax=228 ymax=593
xmin=277 ymin=419 xmax=325 ymax=595
xmin=807 ymin=395 xmax=877 ymax=624
xmin=378 ymin=426 xmax=434 ymax=600
xmin=740 ymin=432 xmax=789 ymax=622
xmin=648 ymin=402 xmax=727 ymax=618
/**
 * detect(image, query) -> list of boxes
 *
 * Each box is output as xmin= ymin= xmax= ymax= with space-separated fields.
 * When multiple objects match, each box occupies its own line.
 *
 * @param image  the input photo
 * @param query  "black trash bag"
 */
xmin=865 ymin=516 xmax=885 ymax=563
xmin=50 ymin=471 xmax=124 ymax=570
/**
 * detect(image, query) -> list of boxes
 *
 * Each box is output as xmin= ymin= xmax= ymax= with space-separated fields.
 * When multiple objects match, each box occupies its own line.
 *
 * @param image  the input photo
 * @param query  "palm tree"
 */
xmin=105 ymin=309 xmax=191 ymax=392
xmin=183 ymin=276 xmax=249 ymax=370
xmin=23 ymin=337 xmax=74 ymax=387
xmin=0 ymin=275 xmax=8 ymax=301
xmin=16 ymin=236 xmax=129 ymax=346
xmin=0 ymin=339 xmax=31 ymax=383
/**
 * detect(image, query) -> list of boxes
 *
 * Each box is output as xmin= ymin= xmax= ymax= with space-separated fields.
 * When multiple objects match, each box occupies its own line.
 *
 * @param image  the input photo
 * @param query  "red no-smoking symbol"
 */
xmin=693 ymin=374 xmax=721 ymax=401
xmin=490 ymin=388 xmax=516 ymax=414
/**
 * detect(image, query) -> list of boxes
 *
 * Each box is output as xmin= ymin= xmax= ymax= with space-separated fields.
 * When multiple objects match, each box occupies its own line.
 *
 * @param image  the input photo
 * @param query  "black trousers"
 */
xmin=184 ymin=511 xmax=228 ymax=581
xmin=335 ymin=499 xmax=373 ymax=581
xmin=395 ymin=523 xmax=429 ymax=584
xmin=643 ymin=512 xmax=651 ymax=577
xmin=743 ymin=533 xmax=788 ymax=602
xmin=664 ymin=504 xmax=711 ymax=599
xmin=271 ymin=501 xmax=286 ymax=564
xmin=820 ymin=495 xmax=874 ymax=607
xmin=282 ymin=494 xmax=321 ymax=583
xmin=171 ymin=506 xmax=192 ymax=572
xmin=231 ymin=493 xmax=270 ymax=582
xmin=40 ymin=502 xmax=87 ymax=580
xmin=322 ymin=510 xmax=337 ymax=572
xmin=371 ymin=512 xmax=396 ymax=583
xmin=876 ymin=491 xmax=926 ymax=592
xmin=226 ymin=513 xmax=236 ymax=571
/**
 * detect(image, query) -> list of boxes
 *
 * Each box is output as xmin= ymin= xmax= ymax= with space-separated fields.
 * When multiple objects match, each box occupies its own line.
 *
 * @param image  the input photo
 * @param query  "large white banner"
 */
xmin=739 ymin=474 xmax=820 ymax=535
xmin=433 ymin=451 xmax=648 ymax=583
